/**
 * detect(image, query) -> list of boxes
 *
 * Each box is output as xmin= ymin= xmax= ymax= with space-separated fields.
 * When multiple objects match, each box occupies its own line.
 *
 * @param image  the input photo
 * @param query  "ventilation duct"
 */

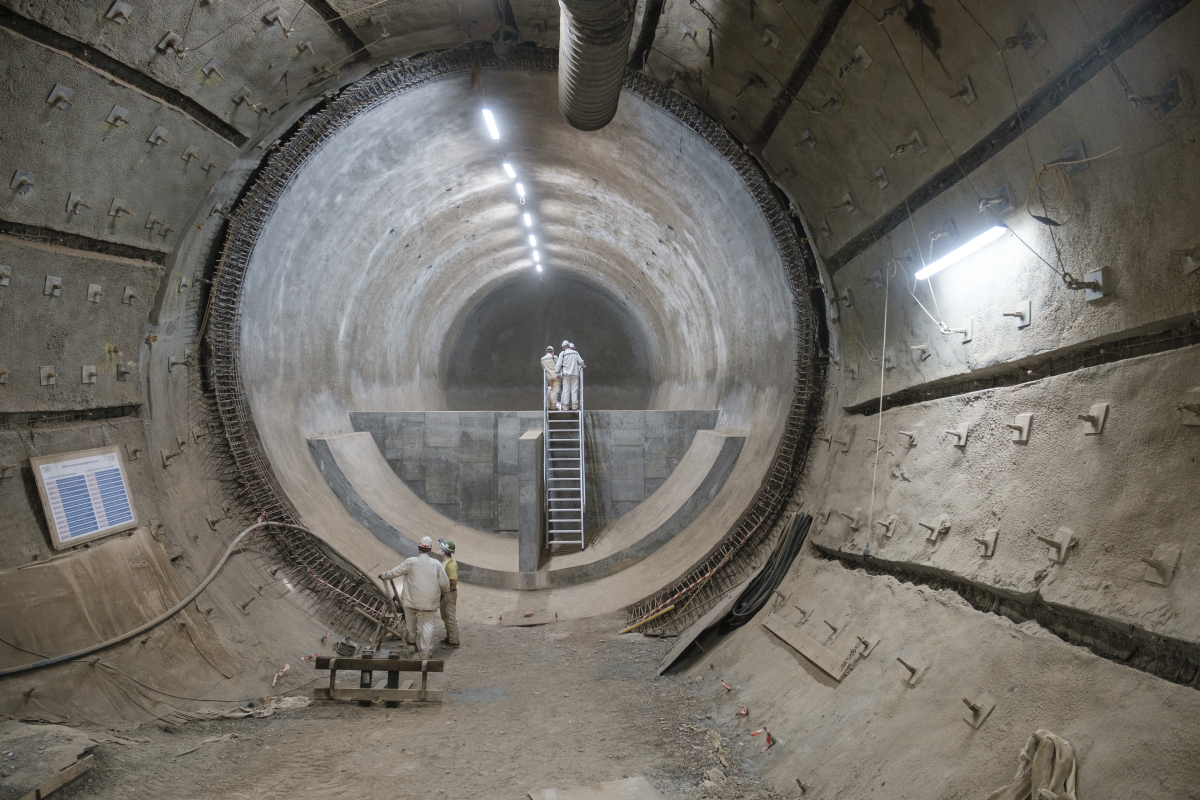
xmin=557 ymin=0 xmax=636 ymax=130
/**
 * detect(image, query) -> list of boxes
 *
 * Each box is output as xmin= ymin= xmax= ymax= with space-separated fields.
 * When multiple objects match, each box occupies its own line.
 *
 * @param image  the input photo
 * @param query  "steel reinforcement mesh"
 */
xmin=206 ymin=43 xmax=825 ymax=632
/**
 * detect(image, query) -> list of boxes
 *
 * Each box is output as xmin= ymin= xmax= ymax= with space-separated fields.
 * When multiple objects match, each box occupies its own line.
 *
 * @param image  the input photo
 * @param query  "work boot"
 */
xmin=441 ymin=639 xmax=459 ymax=647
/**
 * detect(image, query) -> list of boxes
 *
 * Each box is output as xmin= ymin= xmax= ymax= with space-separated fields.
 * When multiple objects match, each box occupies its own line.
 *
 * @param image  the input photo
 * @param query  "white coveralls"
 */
xmin=556 ymin=347 xmax=585 ymax=410
xmin=541 ymin=353 xmax=561 ymax=409
xmin=381 ymin=552 xmax=449 ymax=656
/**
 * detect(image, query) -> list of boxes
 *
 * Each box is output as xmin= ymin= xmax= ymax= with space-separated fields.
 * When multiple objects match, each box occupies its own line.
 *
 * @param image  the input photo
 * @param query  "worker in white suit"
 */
xmin=379 ymin=536 xmax=449 ymax=658
xmin=541 ymin=346 xmax=561 ymax=410
xmin=555 ymin=340 xmax=585 ymax=411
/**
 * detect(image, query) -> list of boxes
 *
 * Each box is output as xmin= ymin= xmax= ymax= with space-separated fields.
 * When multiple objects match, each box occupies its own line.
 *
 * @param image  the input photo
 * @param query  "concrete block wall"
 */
xmin=350 ymin=410 xmax=719 ymax=535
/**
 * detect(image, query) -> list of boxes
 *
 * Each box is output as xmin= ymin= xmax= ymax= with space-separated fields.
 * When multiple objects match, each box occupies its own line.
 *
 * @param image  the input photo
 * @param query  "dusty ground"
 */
xmin=50 ymin=613 xmax=785 ymax=799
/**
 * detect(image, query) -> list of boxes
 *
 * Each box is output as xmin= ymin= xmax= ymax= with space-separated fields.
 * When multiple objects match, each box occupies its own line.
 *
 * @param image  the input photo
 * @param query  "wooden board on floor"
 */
xmin=502 ymin=610 xmax=557 ymax=627
xmin=762 ymin=613 xmax=847 ymax=681
xmin=528 ymin=776 xmax=666 ymax=799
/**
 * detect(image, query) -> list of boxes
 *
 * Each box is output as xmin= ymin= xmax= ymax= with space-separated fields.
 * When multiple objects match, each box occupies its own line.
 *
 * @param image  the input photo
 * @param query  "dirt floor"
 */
xmin=50 ymin=613 xmax=786 ymax=799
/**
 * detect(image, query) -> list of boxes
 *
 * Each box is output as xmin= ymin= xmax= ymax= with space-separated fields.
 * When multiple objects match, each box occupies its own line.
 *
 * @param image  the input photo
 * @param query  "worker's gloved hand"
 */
xmin=377 ymin=573 xmax=384 ymax=579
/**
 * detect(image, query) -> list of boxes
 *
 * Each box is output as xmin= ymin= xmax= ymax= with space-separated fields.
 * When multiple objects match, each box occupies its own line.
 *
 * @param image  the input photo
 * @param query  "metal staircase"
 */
xmin=544 ymin=372 xmax=586 ymax=549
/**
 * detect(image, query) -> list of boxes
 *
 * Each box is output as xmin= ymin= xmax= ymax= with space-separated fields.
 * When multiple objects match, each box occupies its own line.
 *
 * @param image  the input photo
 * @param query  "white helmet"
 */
xmin=418 ymin=536 xmax=433 ymax=550
xmin=562 ymin=340 xmax=570 ymax=348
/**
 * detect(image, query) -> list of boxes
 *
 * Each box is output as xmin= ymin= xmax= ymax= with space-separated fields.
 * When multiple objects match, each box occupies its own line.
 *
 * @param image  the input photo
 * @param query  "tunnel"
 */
xmin=1 ymin=1 xmax=1199 ymax=798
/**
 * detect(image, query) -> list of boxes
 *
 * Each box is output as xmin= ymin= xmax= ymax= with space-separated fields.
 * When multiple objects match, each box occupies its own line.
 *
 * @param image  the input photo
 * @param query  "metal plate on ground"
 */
xmin=502 ymin=610 xmax=557 ymax=627
xmin=657 ymin=563 xmax=767 ymax=675
xmin=529 ymin=776 xmax=666 ymax=799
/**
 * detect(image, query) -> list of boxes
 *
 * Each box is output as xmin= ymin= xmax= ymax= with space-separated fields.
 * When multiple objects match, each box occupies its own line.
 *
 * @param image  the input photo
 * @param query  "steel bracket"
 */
xmin=1077 ymin=402 xmax=1109 ymax=435
xmin=1142 ymin=544 xmax=1181 ymax=586
xmin=974 ymin=528 xmax=999 ymax=557
xmin=1007 ymin=413 xmax=1032 ymax=443
xmin=963 ymin=692 xmax=996 ymax=728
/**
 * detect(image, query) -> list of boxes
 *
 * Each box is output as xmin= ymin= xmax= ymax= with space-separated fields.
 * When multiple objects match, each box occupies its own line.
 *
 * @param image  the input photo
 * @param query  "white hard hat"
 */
xmin=562 ymin=340 xmax=570 ymax=348
xmin=419 ymin=536 xmax=433 ymax=549
xmin=546 ymin=346 xmax=554 ymax=352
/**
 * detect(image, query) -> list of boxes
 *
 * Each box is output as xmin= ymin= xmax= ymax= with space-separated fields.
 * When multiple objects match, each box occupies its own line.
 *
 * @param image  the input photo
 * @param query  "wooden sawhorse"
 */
xmin=313 ymin=656 xmax=444 ymax=706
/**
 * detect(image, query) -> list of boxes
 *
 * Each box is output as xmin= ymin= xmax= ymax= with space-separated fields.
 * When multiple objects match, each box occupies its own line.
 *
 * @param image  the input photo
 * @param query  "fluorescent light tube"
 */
xmin=536 ymin=264 xmax=542 ymax=272
xmin=515 ymin=182 xmax=525 ymax=198
xmin=529 ymin=235 xmax=537 ymax=247
xmin=502 ymin=163 xmax=515 ymax=179
xmin=523 ymin=213 xmax=532 ymax=226
xmin=482 ymin=109 xmax=499 ymax=140
xmin=914 ymin=225 xmax=1007 ymax=280
xmin=532 ymin=251 xmax=540 ymax=261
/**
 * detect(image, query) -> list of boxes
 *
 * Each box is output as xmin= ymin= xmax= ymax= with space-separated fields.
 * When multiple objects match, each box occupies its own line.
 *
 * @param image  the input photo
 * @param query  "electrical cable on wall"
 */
xmin=0 ymin=520 xmax=350 ymax=678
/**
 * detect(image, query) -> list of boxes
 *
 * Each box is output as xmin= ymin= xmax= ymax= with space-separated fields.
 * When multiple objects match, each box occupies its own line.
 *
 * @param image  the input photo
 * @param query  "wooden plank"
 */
xmin=19 ymin=754 xmax=93 ymax=800
xmin=762 ymin=613 xmax=847 ymax=681
xmin=314 ymin=687 xmax=443 ymax=703
xmin=314 ymin=657 xmax=443 ymax=672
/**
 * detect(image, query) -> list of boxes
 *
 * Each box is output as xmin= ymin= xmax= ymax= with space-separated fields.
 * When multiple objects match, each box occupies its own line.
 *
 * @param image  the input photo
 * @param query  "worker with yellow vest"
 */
xmin=438 ymin=538 xmax=460 ymax=647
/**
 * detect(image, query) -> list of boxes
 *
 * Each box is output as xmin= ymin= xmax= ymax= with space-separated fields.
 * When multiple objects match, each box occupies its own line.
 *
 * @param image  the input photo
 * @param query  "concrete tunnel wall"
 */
xmin=233 ymin=67 xmax=799 ymax=584
xmin=1 ymin=0 xmax=1200 ymax=795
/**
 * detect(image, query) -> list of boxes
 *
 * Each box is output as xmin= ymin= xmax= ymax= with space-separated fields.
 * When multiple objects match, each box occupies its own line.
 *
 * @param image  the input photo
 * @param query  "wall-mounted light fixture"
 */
xmin=915 ymin=225 xmax=1007 ymax=280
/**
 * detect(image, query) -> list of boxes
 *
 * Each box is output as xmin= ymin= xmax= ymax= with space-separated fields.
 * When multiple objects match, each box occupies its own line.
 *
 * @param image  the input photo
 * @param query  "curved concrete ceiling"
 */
xmin=226 ymin=60 xmax=810 ymax=593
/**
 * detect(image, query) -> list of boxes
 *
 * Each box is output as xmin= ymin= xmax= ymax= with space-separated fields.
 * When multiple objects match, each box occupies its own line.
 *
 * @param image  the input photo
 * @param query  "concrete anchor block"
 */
xmin=117 ymin=361 xmax=136 ymax=380
xmin=105 ymin=1 xmax=133 ymax=24
xmin=182 ymin=145 xmax=202 ymax=163
xmin=1142 ymin=544 xmax=1182 ymax=586
xmin=822 ymin=618 xmax=845 ymax=644
xmin=1175 ymin=389 xmax=1200 ymax=426
xmin=919 ymin=516 xmax=950 ymax=543
xmin=1083 ymin=267 xmax=1107 ymax=301
xmin=898 ymin=429 xmax=917 ymax=447
xmin=944 ymin=424 xmax=969 ymax=447
xmin=875 ymin=513 xmax=898 ymax=538
xmin=1006 ymin=413 xmax=1032 ymax=443
xmin=46 ymin=84 xmax=74 ymax=109
xmin=797 ymin=128 xmax=815 ymax=148
xmin=202 ymin=59 xmax=223 ymax=79
xmin=973 ymin=528 xmax=999 ymax=557
xmin=855 ymin=634 xmax=881 ymax=657
xmin=81 ymin=365 xmax=98 ymax=384
xmin=1077 ymin=402 xmax=1109 ymax=435
xmin=949 ymin=317 xmax=974 ymax=343
xmin=891 ymin=129 xmax=925 ymax=157
xmin=147 ymin=126 xmax=170 ymax=146
xmin=122 ymin=286 xmax=138 ymax=304
xmin=1003 ymin=299 xmax=1032 ymax=328
xmin=1034 ymin=526 xmax=1076 ymax=564
xmin=87 ymin=283 xmax=103 ymax=303
xmin=168 ymin=356 xmax=189 ymax=372
xmin=105 ymin=105 xmax=130 ymax=126
xmin=949 ymin=76 xmax=976 ymax=105
xmin=40 ymin=366 xmax=57 ymax=386
xmin=909 ymin=342 xmax=931 ymax=361
xmin=10 ymin=170 xmax=35 ymax=194
xmin=838 ymin=506 xmax=862 ymax=531
xmin=962 ymin=693 xmax=996 ymax=728
xmin=44 ymin=275 xmax=62 ymax=296
xmin=156 ymin=31 xmax=184 ymax=56
xmin=815 ymin=507 xmax=831 ymax=524
xmin=67 ymin=192 xmax=94 ymax=214
xmin=108 ymin=198 xmax=133 ymax=217
xmin=896 ymin=655 xmax=926 ymax=686
xmin=160 ymin=449 xmax=182 ymax=468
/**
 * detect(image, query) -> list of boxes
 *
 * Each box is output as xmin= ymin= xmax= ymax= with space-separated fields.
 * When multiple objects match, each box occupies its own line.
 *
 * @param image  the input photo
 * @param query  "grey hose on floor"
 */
xmin=1 ymin=520 xmax=285 ymax=678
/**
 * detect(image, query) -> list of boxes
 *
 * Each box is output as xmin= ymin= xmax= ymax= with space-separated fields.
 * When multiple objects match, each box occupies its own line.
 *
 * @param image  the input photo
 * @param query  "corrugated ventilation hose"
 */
xmin=558 ymin=0 xmax=636 ymax=130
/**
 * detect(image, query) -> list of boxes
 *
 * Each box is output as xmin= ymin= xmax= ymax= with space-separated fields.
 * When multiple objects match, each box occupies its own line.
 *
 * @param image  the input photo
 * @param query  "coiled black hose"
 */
xmin=726 ymin=512 xmax=812 ymax=628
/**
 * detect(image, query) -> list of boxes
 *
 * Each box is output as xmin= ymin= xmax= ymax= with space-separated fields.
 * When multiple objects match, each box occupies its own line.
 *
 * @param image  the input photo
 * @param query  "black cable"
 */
xmin=726 ymin=512 xmax=811 ymax=628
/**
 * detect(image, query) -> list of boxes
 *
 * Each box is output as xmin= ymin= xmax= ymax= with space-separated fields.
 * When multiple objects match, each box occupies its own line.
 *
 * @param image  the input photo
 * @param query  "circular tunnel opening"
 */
xmin=444 ymin=272 xmax=653 ymax=410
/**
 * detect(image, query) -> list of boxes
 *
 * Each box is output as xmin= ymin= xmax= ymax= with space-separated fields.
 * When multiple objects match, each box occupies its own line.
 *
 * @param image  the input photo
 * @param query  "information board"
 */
xmin=32 ymin=446 xmax=138 ymax=549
